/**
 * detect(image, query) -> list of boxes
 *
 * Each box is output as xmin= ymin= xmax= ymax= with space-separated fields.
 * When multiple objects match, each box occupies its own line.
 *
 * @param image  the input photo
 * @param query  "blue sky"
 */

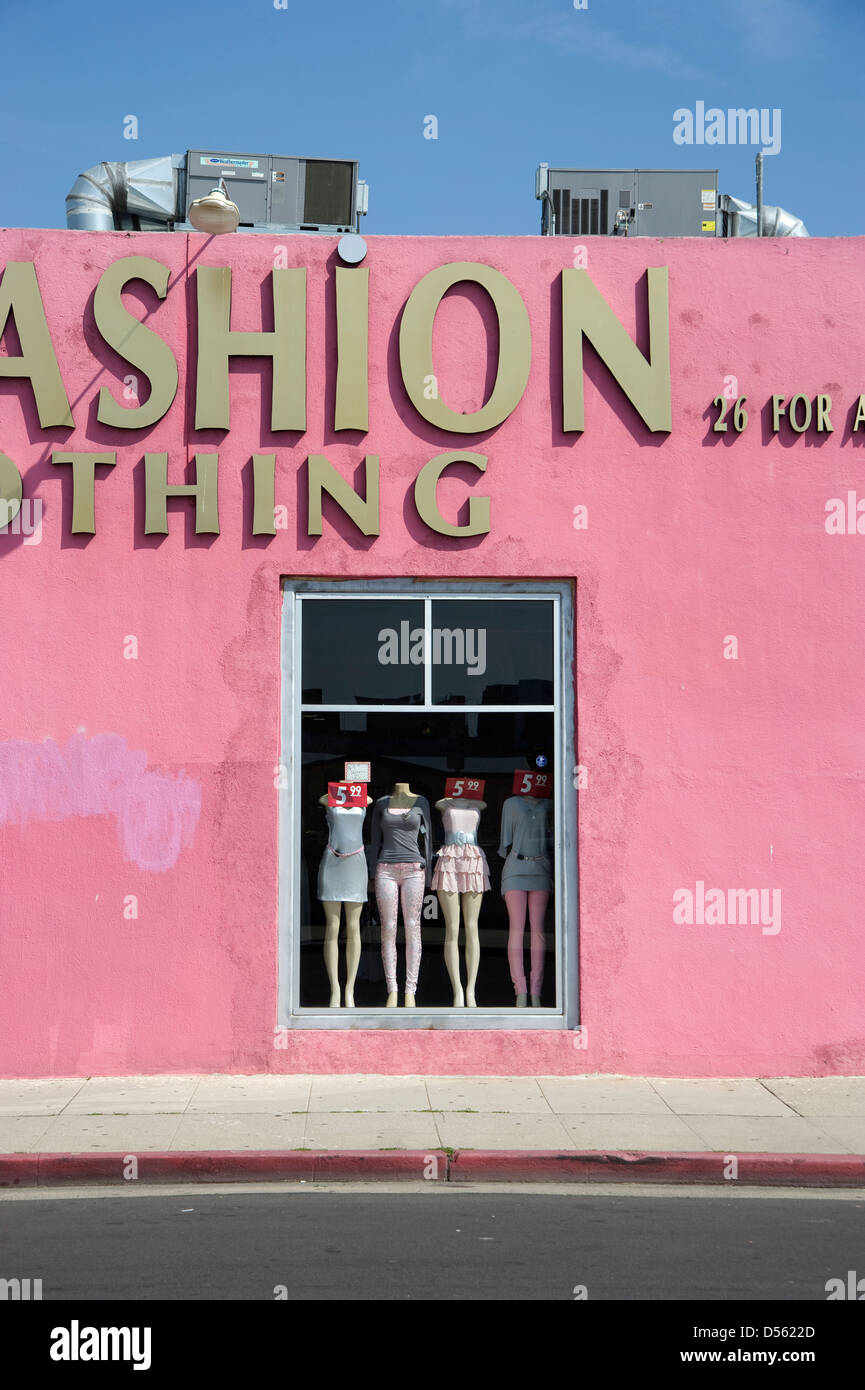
xmin=1 ymin=0 xmax=862 ymax=237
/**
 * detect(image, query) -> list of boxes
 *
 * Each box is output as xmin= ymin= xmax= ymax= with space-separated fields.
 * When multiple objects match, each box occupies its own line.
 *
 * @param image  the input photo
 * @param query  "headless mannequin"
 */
xmin=499 ymin=794 xmax=552 ymax=1007
xmin=375 ymin=782 xmax=424 ymax=1008
xmin=434 ymin=798 xmax=486 ymax=1007
xmin=388 ymin=782 xmax=417 ymax=809
xmin=318 ymin=791 xmax=372 ymax=1008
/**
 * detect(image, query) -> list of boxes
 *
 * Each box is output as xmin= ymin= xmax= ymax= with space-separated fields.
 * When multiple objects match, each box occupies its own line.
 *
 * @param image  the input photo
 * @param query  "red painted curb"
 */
xmin=0 ymin=1149 xmax=862 ymax=1188
xmin=0 ymin=1154 xmax=39 ymax=1188
xmin=0 ymin=1150 xmax=449 ymax=1186
xmin=448 ymin=1150 xmax=865 ymax=1186
xmin=38 ymin=1154 xmax=133 ymax=1185
xmin=145 ymin=1153 xmax=320 ymax=1184
xmin=37 ymin=1152 xmax=320 ymax=1185
xmin=313 ymin=1151 xmax=445 ymax=1180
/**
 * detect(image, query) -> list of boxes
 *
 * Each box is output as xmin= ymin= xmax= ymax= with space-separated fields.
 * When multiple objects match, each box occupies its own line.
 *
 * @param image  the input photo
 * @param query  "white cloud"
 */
xmin=420 ymin=0 xmax=703 ymax=79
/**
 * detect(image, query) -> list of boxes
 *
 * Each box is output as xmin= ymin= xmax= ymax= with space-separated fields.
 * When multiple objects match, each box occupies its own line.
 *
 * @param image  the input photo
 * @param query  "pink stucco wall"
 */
xmin=1 ymin=227 xmax=863 ymax=1078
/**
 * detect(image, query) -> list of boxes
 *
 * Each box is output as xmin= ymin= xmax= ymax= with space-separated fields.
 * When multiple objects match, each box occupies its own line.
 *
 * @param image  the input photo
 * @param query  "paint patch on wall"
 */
xmin=0 ymin=732 xmax=201 ymax=871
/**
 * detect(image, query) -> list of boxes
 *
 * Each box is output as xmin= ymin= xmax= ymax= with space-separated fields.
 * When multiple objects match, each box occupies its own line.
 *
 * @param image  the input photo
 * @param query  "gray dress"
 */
xmin=317 ymin=805 xmax=369 ymax=903
xmin=498 ymin=796 xmax=553 ymax=892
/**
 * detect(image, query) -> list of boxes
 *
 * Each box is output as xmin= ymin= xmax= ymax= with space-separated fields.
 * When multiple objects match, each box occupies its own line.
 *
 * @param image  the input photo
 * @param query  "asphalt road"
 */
xmin=1 ymin=1185 xmax=864 ymax=1301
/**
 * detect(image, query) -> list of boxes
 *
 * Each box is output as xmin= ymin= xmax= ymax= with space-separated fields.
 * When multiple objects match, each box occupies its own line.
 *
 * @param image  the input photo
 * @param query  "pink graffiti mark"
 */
xmin=0 ymin=733 xmax=201 ymax=871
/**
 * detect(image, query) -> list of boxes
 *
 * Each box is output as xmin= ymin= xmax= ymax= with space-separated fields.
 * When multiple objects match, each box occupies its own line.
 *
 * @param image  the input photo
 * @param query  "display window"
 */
xmin=278 ymin=582 xmax=577 ymax=1029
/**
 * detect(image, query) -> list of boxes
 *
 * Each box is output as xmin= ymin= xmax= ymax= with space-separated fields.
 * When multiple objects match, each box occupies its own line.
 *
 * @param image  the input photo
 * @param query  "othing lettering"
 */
xmin=37 ymin=449 xmax=488 ymax=538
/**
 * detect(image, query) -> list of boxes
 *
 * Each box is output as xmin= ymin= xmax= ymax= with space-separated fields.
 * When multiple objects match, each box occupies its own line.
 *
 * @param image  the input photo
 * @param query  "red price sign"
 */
xmin=328 ymin=781 xmax=368 ymax=808
xmin=512 ymin=771 xmax=552 ymax=798
xmin=444 ymin=777 xmax=486 ymax=800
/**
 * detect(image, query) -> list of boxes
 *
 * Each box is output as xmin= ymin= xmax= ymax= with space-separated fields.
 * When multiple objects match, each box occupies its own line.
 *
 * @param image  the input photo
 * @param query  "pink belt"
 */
xmin=327 ymin=846 xmax=365 ymax=858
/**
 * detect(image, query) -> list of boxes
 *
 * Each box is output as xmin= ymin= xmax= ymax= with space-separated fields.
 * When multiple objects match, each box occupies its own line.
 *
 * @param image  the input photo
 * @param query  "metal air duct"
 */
xmin=66 ymin=155 xmax=182 ymax=231
xmin=719 ymin=194 xmax=808 ymax=237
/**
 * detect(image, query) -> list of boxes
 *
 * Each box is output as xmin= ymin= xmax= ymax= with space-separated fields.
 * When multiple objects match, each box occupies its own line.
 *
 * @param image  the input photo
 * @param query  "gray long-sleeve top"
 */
xmin=498 ymin=795 xmax=553 ymax=860
xmin=498 ymin=795 xmax=554 ymax=892
xmin=368 ymin=795 xmax=432 ymax=887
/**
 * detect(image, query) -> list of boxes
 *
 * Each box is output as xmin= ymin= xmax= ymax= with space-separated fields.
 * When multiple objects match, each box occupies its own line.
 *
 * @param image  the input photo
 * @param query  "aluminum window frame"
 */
xmin=278 ymin=578 xmax=578 ymax=1031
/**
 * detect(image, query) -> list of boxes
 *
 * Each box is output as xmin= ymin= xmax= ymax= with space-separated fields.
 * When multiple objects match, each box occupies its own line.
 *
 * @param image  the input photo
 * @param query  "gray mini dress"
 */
xmin=498 ymin=795 xmax=553 ymax=893
xmin=317 ymin=805 xmax=369 ymax=903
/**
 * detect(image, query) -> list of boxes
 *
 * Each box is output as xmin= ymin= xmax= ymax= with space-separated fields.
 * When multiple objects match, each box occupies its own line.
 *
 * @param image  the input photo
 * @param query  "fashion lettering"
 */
xmin=0 ymin=258 xmax=671 ymax=436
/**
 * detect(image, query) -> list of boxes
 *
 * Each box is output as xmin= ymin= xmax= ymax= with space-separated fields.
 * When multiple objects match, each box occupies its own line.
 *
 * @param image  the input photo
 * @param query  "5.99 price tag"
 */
xmin=444 ymin=777 xmax=486 ymax=800
xmin=512 ymin=771 xmax=552 ymax=798
xmin=328 ymin=782 xmax=368 ymax=808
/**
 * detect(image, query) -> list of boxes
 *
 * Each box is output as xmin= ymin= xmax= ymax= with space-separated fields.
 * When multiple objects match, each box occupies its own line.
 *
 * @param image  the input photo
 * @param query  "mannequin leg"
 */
xmin=461 ymin=891 xmax=483 ymax=1007
xmin=437 ymin=890 xmax=464 ymax=1006
xmin=344 ymin=902 xmax=362 ymax=1007
xmin=375 ymin=866 xmax=400 ymax=1001
xmin=528 ymin=889 xmax=550 ymax=1002
xmin=322 ymin=901 xmax=343 ymax=1007
xmin=505 ymin=889 xmax=528 ymax=1001
xmin=400 ymin=864 xmax=426 ymax=1000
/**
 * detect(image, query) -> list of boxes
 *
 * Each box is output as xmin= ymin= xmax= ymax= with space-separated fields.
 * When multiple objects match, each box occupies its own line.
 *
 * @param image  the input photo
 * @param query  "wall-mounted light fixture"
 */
xmin=188 ymin=177 xmax=240 ymax=234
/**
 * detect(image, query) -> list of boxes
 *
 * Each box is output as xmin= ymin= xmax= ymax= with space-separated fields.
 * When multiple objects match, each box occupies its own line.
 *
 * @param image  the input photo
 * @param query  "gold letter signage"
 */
xmin=399 ymin=262 xmax=531 ymax=432
xmin=562 ymin=266 xmax=671 ymax=433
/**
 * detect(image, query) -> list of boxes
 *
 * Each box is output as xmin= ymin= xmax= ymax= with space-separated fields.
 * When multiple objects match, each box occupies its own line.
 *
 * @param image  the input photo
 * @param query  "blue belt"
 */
xmin=444 ymin=830 xmax=478 ymax=847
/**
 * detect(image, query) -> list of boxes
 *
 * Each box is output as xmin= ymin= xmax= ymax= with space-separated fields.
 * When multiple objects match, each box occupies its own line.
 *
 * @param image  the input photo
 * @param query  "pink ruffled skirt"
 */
xmin=432 ymin=844 xmax=491 ymax=894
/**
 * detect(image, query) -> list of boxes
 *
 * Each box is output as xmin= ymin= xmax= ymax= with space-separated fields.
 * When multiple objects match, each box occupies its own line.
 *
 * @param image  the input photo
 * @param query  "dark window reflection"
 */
xmin=301 ymin=599 xmax=425 ymax=705
xmin=430 ymin=600 xmax=554 ymax=706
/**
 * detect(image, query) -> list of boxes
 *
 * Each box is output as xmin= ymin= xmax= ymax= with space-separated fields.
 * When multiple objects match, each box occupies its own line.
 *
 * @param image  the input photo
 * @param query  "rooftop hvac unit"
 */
xmin=184 ymin=151 xmax=358 ymax=232
xmin=66 ymin=151 xmax=368 ymax=234
xmin=535 ymin=166 xmax=720 ymax=237
xmin=535 ymin=164 xmax=808 ymax=238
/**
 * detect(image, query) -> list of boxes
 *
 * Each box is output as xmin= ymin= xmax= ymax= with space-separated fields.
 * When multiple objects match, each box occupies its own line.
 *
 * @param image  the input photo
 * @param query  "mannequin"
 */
xmin=317 ymin=790 xmax=372 ymax=1007
xmin=369 ymin=782 xmax=432 ymax=1007
xmin=498 ymin=794 xmax=553 ymax=1007
xmin=433 ymin=797 xmax=491 ymax=1006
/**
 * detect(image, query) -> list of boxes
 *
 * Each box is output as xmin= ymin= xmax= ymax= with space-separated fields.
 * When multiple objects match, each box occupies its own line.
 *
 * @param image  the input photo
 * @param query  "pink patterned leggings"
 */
xmin=505 ymin=889 xmax=550 ymax=995
xmin=375 ymin=862 xmax=425 ymax=994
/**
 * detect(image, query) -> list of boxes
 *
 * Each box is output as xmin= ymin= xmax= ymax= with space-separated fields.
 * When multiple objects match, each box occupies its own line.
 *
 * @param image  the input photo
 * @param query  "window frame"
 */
xmin=278 ymin=578 xmax=578 ymax=1031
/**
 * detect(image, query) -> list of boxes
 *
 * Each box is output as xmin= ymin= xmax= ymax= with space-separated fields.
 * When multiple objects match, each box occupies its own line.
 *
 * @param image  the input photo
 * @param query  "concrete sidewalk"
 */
xmin=1 ymin=1075 xmax=864 ymax=1187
